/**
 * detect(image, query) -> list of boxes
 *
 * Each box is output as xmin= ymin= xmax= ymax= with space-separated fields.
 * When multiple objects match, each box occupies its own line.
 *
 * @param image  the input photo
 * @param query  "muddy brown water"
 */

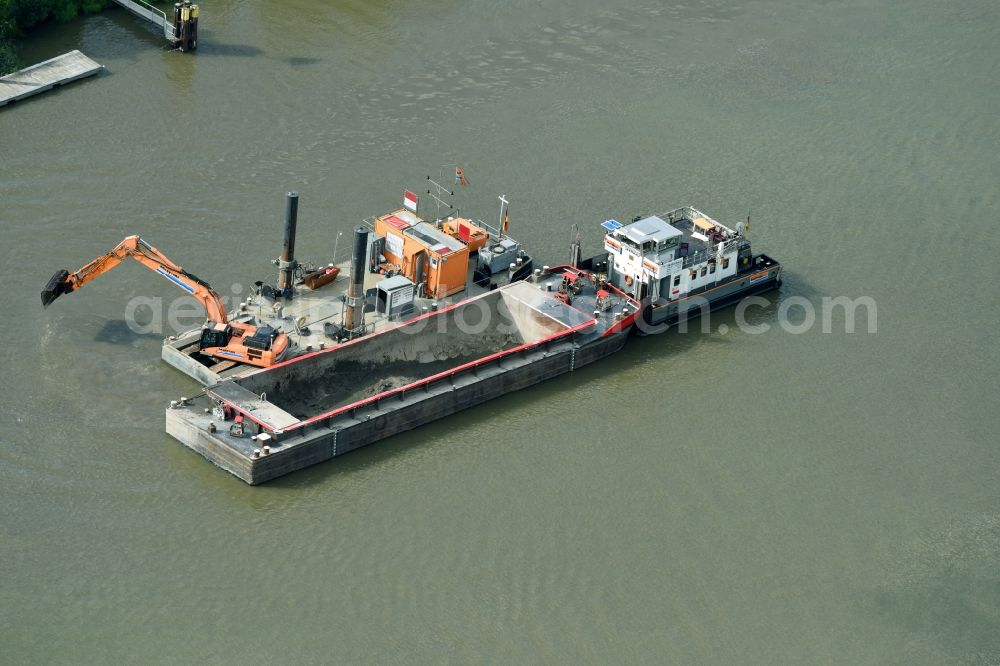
xmin=2 ymin=0 xmax=999 ymax=662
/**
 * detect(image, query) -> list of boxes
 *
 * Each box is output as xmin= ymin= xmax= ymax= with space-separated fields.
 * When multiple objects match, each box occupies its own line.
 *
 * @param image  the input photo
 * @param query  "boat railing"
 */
xmin=681 ymin=249 xmax=711 ymax=269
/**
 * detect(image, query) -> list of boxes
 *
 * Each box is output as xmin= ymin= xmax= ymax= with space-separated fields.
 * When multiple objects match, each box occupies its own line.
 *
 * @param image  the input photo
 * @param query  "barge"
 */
xmin=161 ymin=193 xmax=534 ymax=385
xmin=166 ymin=271 xmax=638 ymax=484
xmin=42 ymin=182 xmax=782 ymax=484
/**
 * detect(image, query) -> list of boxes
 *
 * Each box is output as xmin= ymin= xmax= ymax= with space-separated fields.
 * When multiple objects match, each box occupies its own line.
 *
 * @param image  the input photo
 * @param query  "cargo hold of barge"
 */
xmin=166 ymin=277 xmax=634 ymax=484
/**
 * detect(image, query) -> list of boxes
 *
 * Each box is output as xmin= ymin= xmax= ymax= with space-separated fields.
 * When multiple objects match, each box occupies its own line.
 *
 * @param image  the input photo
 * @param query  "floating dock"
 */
xmin=0 ymin=50 xmax=102 ymax=107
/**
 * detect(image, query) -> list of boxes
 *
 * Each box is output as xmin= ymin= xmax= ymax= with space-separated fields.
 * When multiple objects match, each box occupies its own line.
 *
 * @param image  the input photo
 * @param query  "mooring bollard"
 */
xmin=172 ymin=2 xmax=199 ymax=52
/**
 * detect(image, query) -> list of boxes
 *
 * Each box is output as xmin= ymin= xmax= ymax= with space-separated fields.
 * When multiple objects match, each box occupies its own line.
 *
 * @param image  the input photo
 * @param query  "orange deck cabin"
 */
xmin=374 ymin=209 xmax=470 ymax=299
xmin=440 ymin=217 xmax=490 ymax=253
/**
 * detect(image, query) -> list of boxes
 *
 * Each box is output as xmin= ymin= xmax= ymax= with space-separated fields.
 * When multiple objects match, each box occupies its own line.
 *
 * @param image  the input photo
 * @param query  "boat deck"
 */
xmin=162 ymin=252 xmax=533 ymax=385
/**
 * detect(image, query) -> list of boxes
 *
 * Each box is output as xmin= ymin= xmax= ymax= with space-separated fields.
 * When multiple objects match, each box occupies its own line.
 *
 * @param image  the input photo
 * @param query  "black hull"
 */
xmin=637 ymin=255 xmax=782 ymax=335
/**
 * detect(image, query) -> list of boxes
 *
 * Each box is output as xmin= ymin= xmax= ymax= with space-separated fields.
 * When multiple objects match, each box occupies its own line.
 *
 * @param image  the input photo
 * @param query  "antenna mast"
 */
xmin=424 ymin=174 xmax=454 ymax=222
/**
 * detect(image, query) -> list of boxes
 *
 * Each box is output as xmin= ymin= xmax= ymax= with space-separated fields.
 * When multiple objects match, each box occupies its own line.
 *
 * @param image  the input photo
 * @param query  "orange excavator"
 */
xmin=41 ymin=235 xmax=289 ymax=368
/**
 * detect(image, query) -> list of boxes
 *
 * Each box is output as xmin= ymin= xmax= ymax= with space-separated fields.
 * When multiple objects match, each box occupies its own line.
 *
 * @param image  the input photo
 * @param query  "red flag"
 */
xmin=454 ymin=166 xmax=468 ymax=187
xmin=403 ymin=190 xmax=418 ymax=212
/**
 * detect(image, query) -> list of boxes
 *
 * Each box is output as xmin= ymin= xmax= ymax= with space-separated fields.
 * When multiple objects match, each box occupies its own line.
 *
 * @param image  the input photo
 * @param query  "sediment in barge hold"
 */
xmin=166 ymin=277 xmax=638 ymax=484
xmin=235 ymin=283 xmax=569 ymax=419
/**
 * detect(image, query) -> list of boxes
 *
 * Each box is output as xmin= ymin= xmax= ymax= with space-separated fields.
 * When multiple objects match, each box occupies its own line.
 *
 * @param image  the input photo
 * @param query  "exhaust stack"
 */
xmin=569 ymin=225 xmax=582 ymax=268
xmin=343 ymin=226 xmax=370 ymax=335
xmin=569 ymin=239 xmax=582 ymax=268
xmin=276 ymin=192 xmax=299 ymax=297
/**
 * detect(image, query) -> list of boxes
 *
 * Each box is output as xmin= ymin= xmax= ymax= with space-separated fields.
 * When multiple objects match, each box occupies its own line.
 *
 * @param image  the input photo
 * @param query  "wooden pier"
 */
xmin=0 ymin=50 xmax=102 ymax=108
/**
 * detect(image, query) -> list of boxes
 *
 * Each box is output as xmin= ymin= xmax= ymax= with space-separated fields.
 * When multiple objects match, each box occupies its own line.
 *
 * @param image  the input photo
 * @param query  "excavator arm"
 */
xmin=41 ymin=235 xmax=229 ymax=324
xmin=42 ymin=235 xmax=290 ymax=368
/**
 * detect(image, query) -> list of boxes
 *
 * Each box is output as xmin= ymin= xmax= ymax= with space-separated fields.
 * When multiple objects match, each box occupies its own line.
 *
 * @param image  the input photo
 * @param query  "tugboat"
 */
xmin=590 ymin=206 xmax=781 ymax=331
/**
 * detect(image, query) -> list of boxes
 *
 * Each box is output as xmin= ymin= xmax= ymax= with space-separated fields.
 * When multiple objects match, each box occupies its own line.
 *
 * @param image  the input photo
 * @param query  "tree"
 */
xmin=0 ymin=1 xmax=110 ymax=75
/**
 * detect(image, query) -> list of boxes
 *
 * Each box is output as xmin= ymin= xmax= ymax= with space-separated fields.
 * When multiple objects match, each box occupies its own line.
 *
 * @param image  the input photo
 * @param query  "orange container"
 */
xmin=374 ymin=210 xmax=470 ymax=298
xmin=441 ymin=218 xmax=489 ymax=253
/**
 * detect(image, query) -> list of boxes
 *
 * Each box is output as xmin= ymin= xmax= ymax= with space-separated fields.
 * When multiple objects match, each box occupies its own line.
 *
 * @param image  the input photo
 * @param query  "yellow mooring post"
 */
xmin=172 ymin=1 xmax=199 ymax=52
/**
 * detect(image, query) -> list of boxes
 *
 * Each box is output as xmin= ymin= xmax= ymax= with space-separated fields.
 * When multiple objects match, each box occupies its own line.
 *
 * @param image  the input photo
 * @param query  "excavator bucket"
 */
xmin=41 ymin=269 xmax=71 ymax=307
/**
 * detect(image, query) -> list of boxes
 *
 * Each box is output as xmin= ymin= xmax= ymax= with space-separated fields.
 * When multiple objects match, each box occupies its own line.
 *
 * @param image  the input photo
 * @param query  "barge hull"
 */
xmin=166 ymin=333 xmax=628 ymax=484
xmin=642 ymin=257 xmax=781 ymax=333
xmin=165 ymin=279 xmax=635 ymax=484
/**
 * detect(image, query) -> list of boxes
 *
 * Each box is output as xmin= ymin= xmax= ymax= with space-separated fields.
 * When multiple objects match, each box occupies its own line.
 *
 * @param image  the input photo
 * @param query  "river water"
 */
xmin=2 ymin=0 xmax=999 ymax=662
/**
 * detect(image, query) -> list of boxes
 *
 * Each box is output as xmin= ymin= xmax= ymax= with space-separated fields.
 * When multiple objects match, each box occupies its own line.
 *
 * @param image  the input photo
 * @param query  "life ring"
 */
xmin=624 ymin=275 xmax=634 ymax=287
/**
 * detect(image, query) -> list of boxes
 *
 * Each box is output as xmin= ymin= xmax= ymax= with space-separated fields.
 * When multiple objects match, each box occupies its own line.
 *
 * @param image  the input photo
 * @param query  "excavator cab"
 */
xmin=200 ymin=322 xmax=233 ymax=351
xmin=198 ymin=321 xmax=286 ymax=366
xmin=242 ymin=324 xmax=279 ymax=351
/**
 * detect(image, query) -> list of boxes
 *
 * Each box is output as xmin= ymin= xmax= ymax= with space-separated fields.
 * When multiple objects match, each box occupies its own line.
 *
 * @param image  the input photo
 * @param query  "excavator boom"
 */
xmin=41 ymin=235 xmax=290 ymax=368
xmin=41 ymin=235 xmax=228 ymax=323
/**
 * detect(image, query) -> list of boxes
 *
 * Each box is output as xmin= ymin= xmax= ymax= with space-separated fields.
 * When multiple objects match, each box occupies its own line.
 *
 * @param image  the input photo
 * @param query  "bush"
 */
xmin=4 ymin=1 xmax=110 ymax=33
xmin=0 ymin=40 xmax=17 ymax=75
xmin=53 ymin=2 xmax=77 ymax=22
xmin=0 ymin=0 xmax=111 ymax=74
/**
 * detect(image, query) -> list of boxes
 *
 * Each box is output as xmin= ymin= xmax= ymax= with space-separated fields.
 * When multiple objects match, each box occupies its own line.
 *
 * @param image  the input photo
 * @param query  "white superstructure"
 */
xmin=602 ymin=207 xmax=749 ymax=301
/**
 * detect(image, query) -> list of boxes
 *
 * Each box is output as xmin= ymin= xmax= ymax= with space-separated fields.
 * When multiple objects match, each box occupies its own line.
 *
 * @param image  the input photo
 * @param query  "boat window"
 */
xmin=709 ymin=263 xmax=716 ymax=274
xmin=701 ymin=267 xmax=707 ymax=277
xmin=722 ymin=258 xmax=730 ymax=269
xmin=673 ymin=275 xmax=681 ymax=287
